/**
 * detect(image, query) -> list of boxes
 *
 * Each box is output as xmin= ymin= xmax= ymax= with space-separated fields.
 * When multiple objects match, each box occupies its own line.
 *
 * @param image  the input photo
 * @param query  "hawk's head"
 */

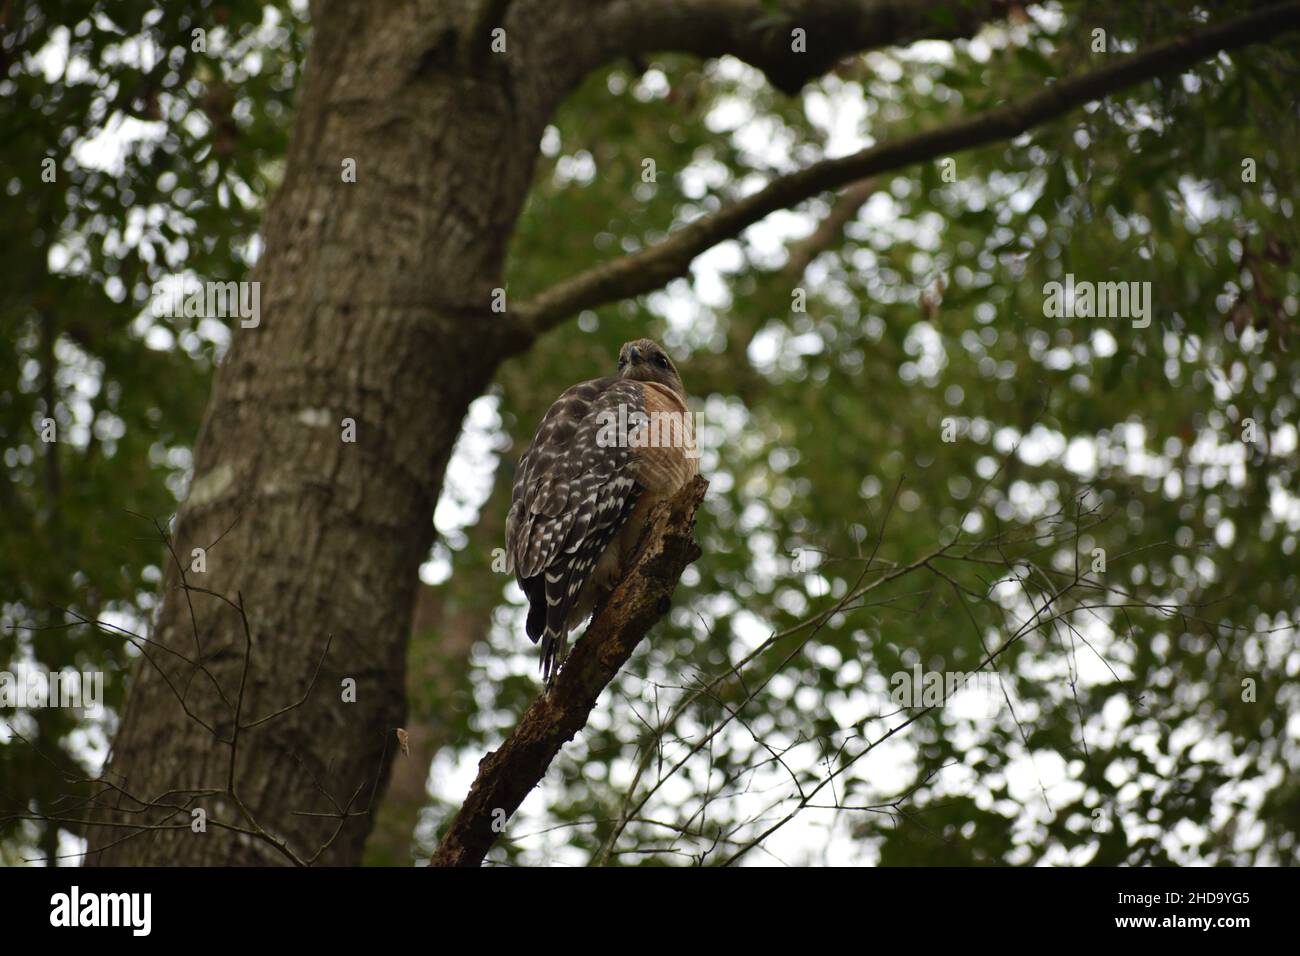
xmin=617 ymin=338 xmax=685 ymax=397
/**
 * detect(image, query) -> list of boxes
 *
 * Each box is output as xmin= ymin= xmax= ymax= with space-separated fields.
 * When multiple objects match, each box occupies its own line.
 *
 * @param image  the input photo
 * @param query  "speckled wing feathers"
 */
xmin=506 ymin=377 xmax=648 ymax=679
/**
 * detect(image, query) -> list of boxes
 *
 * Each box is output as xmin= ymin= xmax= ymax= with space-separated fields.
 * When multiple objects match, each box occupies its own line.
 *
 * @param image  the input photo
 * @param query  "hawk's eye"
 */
xmin=654 ymin=354 xmax=670 ymax=369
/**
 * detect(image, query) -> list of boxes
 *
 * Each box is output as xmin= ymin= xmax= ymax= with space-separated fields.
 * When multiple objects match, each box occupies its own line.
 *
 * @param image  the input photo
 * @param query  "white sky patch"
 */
xmin=422 ymin=394 xmax=506 ymax=585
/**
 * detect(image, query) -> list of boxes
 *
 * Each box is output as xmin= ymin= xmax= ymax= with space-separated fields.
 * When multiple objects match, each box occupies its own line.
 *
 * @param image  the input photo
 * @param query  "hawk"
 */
xmin=506 ymin=339 xmax=699 ymax=685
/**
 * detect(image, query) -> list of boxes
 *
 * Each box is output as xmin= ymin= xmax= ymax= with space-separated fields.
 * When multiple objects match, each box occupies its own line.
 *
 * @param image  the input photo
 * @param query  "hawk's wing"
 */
xmin=506 ymin=377 xmax=647 ymax=676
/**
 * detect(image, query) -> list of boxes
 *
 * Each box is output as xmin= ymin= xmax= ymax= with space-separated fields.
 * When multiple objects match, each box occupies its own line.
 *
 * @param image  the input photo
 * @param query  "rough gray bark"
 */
xmin=85 ymin=0 xmax=546 ymax=865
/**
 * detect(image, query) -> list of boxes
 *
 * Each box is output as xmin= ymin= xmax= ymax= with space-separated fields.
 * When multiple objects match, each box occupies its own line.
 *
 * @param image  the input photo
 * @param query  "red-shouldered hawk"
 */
xmin=506 ymin=339 xmax=699 ymax=685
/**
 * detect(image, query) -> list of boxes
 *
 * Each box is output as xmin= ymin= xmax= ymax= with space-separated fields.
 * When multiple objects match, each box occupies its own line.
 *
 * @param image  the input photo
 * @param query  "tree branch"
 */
xmin=585 ymin=0 xmax=1014 ymax=95
xmin=514 ymin=0 xmax=1300 ymax=337
xmin=429 ymin=476 xmax=708 ymax=867
xmin=782 ymin=176 xmax=879 ymax=280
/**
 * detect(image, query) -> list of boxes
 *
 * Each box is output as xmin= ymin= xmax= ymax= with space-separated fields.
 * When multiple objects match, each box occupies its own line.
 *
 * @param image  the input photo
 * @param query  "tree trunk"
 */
xmin=87 ymin=1 xmax=545 ymax=865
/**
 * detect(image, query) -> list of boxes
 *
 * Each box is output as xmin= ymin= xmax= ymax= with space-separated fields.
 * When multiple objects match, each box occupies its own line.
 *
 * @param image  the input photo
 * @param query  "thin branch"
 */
xmin=5 ymin=513 xmax=362 ymax=868
xmin=782 ymin=177 xmax=878 ymax=279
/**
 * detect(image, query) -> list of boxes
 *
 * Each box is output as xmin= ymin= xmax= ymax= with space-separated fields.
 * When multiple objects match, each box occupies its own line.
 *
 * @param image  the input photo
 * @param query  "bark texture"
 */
xmin=86 ymin=0 xmax=550 ymax=865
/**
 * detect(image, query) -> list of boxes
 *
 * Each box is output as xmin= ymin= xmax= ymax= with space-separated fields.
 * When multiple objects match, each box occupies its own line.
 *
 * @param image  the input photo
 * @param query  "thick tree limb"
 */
xmin=584 ymin=0 xmax=1013 ymax=94
xmin=428 ymin=476 xmax=708 ymax=867
xmin=514 ymin=0 xmax=1300 ymax=337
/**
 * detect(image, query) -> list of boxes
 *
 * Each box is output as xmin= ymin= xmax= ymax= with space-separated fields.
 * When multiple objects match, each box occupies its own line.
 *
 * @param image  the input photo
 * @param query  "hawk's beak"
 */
xmin=629 ymin=346 xmax=642 ymax=363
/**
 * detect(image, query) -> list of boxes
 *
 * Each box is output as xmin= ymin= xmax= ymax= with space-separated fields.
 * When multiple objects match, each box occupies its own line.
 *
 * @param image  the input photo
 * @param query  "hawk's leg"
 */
xmin=543 ymin=632 xmax=568 ymax=689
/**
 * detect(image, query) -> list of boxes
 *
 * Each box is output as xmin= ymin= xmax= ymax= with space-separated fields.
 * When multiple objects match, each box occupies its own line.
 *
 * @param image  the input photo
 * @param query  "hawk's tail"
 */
xmin=519 ymin=574 xmax=568 ymax=686
xmin=520 ymin=490 xmax=641 ymax=686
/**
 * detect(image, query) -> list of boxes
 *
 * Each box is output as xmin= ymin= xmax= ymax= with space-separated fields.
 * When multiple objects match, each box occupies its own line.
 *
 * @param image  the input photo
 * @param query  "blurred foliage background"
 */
xmin=3 ymin=0 xmax=1299 ymax=865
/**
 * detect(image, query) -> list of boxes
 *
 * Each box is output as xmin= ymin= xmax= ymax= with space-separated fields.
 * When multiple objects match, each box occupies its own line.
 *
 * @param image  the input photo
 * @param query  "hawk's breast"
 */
xmin=630 ymin=380 xmax=699 ymax=495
